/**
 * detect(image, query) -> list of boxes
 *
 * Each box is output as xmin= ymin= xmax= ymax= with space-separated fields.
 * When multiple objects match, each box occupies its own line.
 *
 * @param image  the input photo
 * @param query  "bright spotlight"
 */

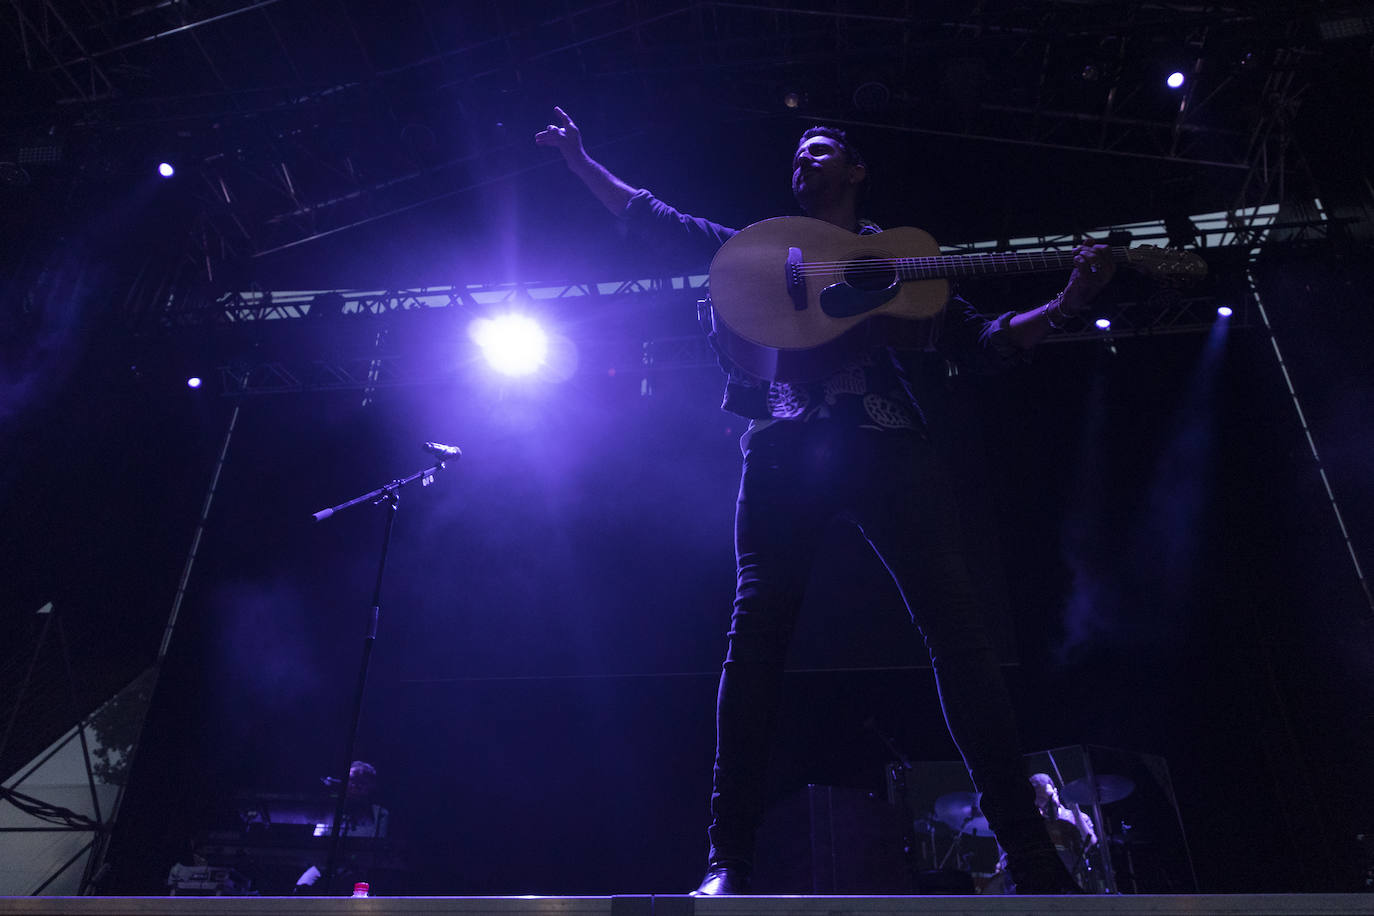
xmin=157 ymin=162 xmax=175 ymax=178
xmin=1094 ymin=317 xmax=1112 ymax=331
xmin=1217 ymin=305 xmax=1234 ymax=318
xmin=186 ymin=376 xmax=202 ymax=388
xmin=1166 ymin=71 xmax=1186 ymax=89
xmin=471 ymin=314 xmax=549 ymax=377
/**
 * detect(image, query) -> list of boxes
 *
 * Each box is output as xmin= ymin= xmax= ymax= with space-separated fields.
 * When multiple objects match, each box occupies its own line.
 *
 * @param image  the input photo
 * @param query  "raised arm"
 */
xmin=537 ymin=106 xmax=737 ymax=267
xmin=535 ymin=106 xmax=636 ymax=217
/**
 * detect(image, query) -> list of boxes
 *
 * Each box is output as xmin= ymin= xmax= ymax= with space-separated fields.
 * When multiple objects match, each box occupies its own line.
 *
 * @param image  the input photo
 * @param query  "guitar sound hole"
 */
xmin=843 ymin=256 xmax=896 ymax=292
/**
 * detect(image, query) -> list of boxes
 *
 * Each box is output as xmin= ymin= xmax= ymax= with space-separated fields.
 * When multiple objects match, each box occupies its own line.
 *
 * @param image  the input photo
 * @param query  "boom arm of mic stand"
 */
xmin=311 ymin=460 xmax=448 ymax=523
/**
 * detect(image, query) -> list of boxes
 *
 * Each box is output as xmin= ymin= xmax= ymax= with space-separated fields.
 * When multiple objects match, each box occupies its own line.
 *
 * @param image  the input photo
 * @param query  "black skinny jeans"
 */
xmin=706 ymin=418 xmax=1041 ymax=866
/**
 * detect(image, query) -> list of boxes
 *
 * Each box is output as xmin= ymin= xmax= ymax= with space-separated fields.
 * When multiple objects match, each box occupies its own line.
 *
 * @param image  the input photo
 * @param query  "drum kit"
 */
xmin=932 ymin=772 xmax=1134 ymax=836
xmin=925 ymin=773 xmax=1137 ymax=893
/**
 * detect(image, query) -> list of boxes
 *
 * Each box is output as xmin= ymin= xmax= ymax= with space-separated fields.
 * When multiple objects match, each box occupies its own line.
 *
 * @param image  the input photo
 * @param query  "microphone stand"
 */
xmin=311 ymin=454 xmax=452 ymax=894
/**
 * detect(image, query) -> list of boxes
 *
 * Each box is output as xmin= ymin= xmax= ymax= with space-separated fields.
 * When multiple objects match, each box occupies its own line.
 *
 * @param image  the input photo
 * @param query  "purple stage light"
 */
xmin=158 ymin=162 xmax=175 ymax=178
xmin=471 ymin=314 xmax=549 ymax=377
xmin=1095 ymin=318 xmax=1112 ymax=330
xmin=1217 ymin=306 xmax=1234 ymax=318
xmin=186 ymin=376 xmax=202 ymax=388
xmin=1166 ymin=71 xmax=1186 ymax=89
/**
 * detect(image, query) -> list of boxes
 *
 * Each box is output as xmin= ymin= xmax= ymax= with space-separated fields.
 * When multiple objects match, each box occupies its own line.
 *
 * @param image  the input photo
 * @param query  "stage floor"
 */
xmin=0 ymin=895 xmax=1371 ymax=915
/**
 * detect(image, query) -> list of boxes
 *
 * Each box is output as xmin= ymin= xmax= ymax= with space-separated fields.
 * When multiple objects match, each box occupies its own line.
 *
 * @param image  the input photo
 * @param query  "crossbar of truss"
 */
xmin=166 ymin=200 xmax=1303 ymax=329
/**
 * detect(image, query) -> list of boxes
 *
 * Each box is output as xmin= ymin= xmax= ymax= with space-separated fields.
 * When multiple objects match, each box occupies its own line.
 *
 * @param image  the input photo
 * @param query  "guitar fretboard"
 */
xmin=893 ymin=246 xmax=1131 ymax=281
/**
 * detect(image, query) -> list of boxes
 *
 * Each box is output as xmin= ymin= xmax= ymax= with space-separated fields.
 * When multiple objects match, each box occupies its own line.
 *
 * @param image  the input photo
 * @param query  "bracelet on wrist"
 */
xmin=1044 ymin=293 xmax=1073 ymax=330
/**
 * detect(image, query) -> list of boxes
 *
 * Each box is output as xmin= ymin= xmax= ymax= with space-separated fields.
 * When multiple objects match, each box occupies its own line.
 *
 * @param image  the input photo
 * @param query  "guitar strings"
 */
xmin=792 ymin=248 xmax=1126 ymax=278
xmin=794 ymin=254 xmax=1085 ymax=272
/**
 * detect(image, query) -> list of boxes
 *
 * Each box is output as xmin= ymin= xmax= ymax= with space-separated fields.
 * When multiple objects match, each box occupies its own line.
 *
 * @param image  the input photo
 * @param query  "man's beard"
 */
xmin=792 ymin=170 xmax=833 ymax=211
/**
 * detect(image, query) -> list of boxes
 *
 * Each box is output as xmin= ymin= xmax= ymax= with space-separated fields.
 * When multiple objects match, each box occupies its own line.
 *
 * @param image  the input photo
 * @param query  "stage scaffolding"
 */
xmin=144 ymin=200 xmax=1347 ymax=398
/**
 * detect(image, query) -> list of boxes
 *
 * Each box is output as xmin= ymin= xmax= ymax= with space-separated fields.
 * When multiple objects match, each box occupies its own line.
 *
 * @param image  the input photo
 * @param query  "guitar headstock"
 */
xmin=1125 ymin=245 xmax=1208 ymax=286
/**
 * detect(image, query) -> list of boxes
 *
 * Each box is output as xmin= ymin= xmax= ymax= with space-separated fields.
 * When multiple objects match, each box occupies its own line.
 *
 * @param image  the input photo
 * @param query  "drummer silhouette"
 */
xmin=1032 ymin=774 xmax=1097 ymax=845
xmin=1029 ymin=774 xmax=1097 ymax=888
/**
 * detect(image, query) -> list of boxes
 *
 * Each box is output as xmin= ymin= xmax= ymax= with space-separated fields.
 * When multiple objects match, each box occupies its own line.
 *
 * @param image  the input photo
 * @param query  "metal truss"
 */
xmin=217 ymin=355 xmax=435 ymax=395
xmin=1044 ymin=290 xmax=1243 ymax=342
xmin=3 ymin=0 xmax=1341 ymax=282
xmin=205 ymin=287 xmax=1240 ymax=396
xmin=209 ymin=283 xmax=1239 ymax=396
xmin=163 ymin=273 xmax=710 ymax=327
xmin=169 ymin=193 xmax=1315 ymax=328
xmin=0 ymin=602 xmax=116 ymax=895
xmin=640 ymin=289 xmax=1243 ymax=371
xmin=185 ymin=198 xmax=1342 ymax=395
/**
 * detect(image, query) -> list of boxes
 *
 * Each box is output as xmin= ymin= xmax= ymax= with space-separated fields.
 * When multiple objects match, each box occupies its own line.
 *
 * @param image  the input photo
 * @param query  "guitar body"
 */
xmin=708 ymin=217 xmax=949 ymax=382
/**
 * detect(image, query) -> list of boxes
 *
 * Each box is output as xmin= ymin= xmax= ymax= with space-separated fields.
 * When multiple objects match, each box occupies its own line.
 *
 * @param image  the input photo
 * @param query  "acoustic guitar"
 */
xmin=705 ymin=216 xmax=1208 ymax=382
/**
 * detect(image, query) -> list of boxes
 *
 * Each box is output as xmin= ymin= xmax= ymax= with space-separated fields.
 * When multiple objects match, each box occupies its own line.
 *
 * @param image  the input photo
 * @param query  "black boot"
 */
xmin=690 ymin=860 xmax=751 ymax=896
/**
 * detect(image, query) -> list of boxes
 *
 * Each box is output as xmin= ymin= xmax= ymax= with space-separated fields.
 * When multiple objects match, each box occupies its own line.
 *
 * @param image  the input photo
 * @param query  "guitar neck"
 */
xmin=896 ymin=246 xmax=1130 ymax=281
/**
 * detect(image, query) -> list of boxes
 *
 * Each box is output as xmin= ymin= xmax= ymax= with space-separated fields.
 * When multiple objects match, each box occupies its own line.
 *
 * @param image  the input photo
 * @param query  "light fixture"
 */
xmin=471 ymin=314 xmax=549 ymax=377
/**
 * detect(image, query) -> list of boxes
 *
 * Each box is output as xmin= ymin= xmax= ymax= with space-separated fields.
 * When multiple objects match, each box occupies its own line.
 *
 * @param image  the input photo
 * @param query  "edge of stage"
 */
xmin=0 ymin=894 xmax=1370 ymax=915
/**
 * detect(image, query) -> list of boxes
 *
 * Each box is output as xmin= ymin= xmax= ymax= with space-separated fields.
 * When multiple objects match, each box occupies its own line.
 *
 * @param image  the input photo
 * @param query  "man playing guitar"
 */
xmin=537 ymin=107 xmax=1115 ymax=896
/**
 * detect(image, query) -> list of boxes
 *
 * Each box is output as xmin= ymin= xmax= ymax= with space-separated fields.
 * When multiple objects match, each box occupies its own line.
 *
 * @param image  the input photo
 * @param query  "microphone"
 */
xmin=422 ymin=441 xmax=462 ymax=460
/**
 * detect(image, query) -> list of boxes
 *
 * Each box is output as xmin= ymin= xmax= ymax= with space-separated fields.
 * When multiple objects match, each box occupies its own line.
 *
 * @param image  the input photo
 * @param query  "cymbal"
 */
xmin=1061 ymin=774 xmax=1135 ymax=806
xmin=933 ymin=791 xmax=991 ymax=835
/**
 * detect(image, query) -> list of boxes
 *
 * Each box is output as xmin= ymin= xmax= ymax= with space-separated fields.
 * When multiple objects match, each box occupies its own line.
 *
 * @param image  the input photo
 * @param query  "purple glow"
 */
xmin=158 ymin=162 xmax=175 ymax=178
xmin=1166 ymin=71 xmax=1186 ymax=89
xmin=1095 ymin=318 xmax=1112 ymax=330
xmin=471 ymin=314 xmax=549 ymax=377
xmin=1217 ymin=306 xmax=1234 ymax=318
xmin=186 ymin=376 xmax=202 ymax=388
